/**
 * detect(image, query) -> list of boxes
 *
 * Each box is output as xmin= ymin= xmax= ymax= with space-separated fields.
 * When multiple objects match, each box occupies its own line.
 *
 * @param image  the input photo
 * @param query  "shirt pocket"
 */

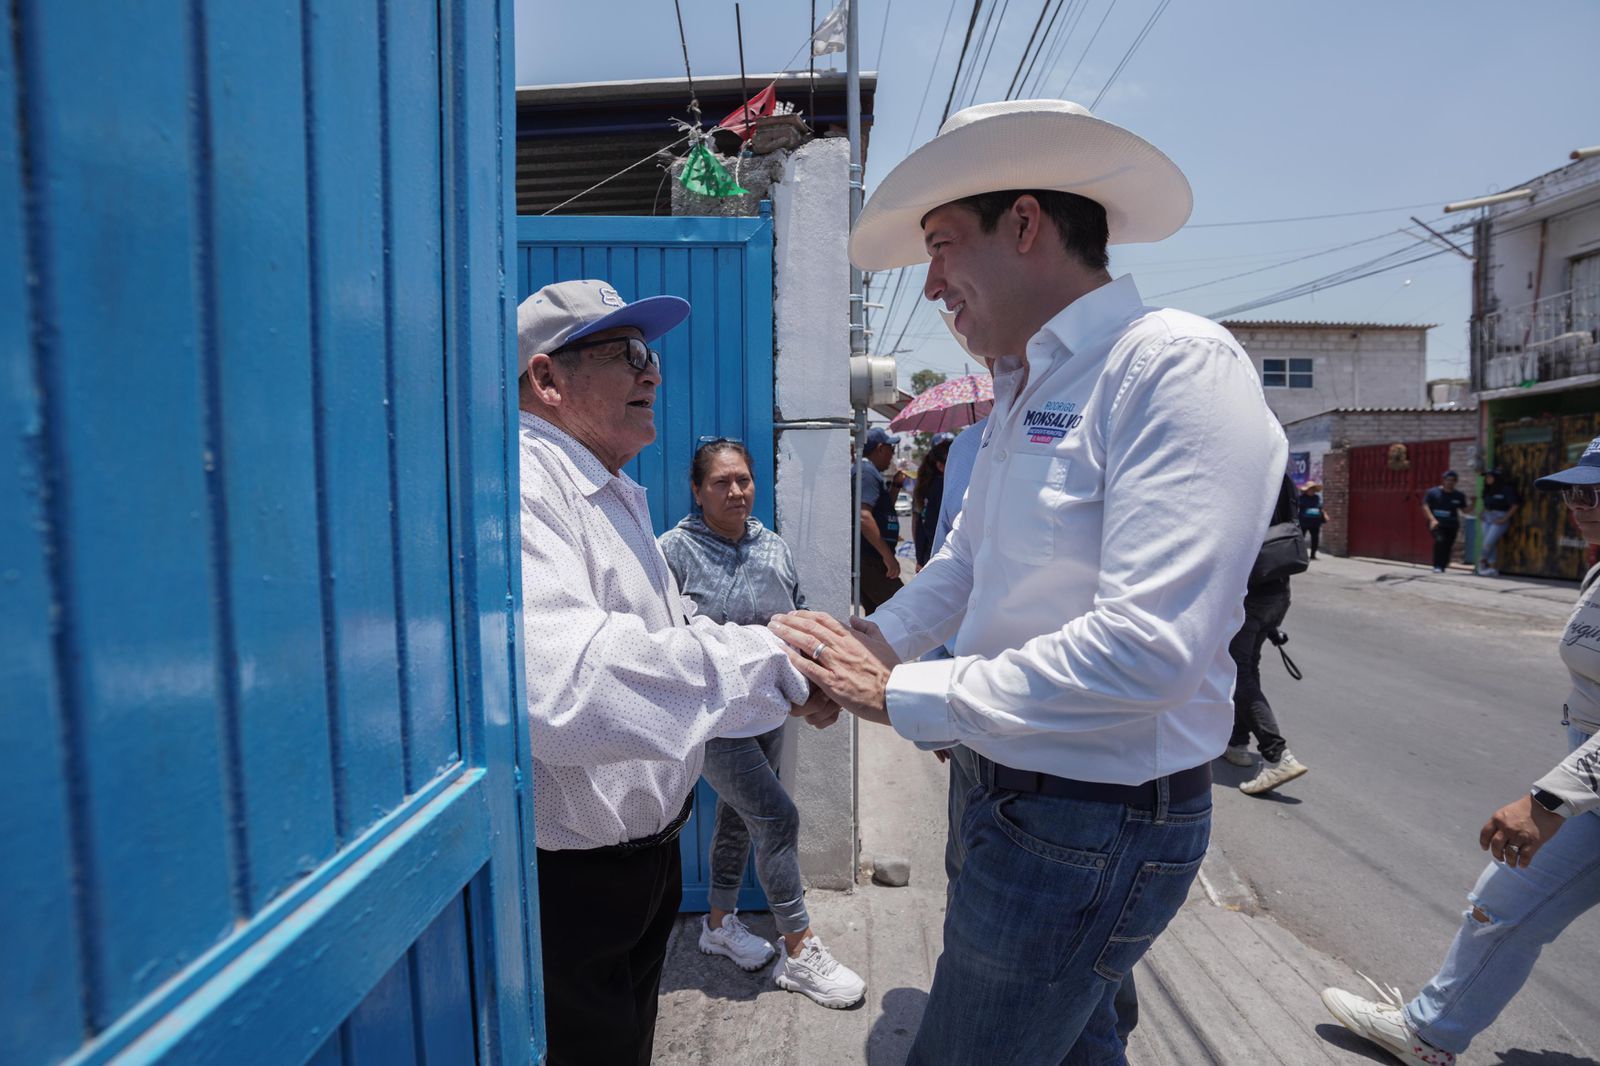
xmin=996 ymin=452 xmax=1070 ymax=565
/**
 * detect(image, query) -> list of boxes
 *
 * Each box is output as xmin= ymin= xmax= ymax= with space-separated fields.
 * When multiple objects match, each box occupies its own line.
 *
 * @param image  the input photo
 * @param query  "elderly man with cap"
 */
xmin=515 ymin=279 xmax=827 ymax=1066
xmin=769 ymin=100 xmax=1287 ymax=1063
xmin=1322 ymin=437 xmax=1600 ymax=1066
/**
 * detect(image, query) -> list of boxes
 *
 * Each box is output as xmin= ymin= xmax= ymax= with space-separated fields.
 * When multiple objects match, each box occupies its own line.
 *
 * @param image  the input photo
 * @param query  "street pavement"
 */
xmin=652 ymin=555 xmax=1599 ymax=1065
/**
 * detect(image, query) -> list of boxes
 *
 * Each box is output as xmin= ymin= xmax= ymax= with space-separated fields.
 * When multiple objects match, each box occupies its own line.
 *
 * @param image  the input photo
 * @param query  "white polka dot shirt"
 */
xmin=518 ymin=412 xmax=806 ymax=850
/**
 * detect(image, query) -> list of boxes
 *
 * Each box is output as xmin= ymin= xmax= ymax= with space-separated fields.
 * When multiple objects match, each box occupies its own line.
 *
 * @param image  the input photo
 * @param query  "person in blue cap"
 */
xmin=856 ymin=425 xmax=906 ymax=612
xmin=514 ymin=279 xmax=831 ymax=1065
xmin=1322 ymin=435 xmax=1600 ymax=1066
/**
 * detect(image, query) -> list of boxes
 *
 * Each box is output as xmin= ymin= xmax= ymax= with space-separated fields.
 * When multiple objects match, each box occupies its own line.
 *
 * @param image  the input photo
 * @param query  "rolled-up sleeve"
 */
xmin=1534 ymin=730 xmax=1600 ymax=817
xmin=888 ymin=336 xmax=1284 ymax=742
xmin=522 ymin=497 xmax=806 ymax=767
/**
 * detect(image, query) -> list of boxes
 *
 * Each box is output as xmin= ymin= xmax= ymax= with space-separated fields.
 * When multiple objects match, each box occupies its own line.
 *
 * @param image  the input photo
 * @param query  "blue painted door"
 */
xmin=1 ymin=2 xmax=543 ymax=1064
xmin=516 ymin=212 xmax=776 ymax=912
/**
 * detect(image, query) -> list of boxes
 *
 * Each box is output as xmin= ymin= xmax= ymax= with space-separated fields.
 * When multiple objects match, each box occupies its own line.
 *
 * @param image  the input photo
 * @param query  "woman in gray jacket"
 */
xmin=1321 ymin=436 xmax=1600 ymax=1066
xmin=659 ymin=439 xmax=865 ymax=1010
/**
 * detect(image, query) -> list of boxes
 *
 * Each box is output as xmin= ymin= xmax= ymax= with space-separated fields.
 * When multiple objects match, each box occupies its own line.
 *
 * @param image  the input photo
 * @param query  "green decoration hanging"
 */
xmin=678 ymin=143 xmax=748 ymax=198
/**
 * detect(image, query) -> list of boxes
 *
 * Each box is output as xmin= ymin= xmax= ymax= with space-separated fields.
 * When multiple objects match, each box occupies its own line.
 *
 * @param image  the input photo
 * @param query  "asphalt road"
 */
xmin=1207 ymin=558 xmax=1599 ymax=1064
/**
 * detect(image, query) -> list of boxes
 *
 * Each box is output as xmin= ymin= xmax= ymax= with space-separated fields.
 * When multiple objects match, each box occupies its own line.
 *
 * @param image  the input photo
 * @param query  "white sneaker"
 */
xmin=1240 ymin=749 xmax=1308 ymax=795
xmin=1478 ymin=567 xmax=1499 ymax=577
xmin=1222 ymin=744 xmax=1254 ymax=767
xmin=773 ymin=935 xmax=865 ymax=1008
xmin=1321 ymin=986 xmax=1455 ymax=1065
xmin=698 ymin=914 xmax=775 ymax=972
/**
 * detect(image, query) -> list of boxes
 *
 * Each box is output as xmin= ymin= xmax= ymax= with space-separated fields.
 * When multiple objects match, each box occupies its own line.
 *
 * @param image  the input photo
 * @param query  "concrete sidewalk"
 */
xmin=654 ymin=719 xmax=1397 ymax=1065
xmin=1318 ymin=554 xmax=1578 ymax=625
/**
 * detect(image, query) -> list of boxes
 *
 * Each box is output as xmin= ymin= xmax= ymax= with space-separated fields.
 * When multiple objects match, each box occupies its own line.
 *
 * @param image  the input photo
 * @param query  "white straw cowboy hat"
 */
xmin=850 ymin=99 xmax=1192 ymax=271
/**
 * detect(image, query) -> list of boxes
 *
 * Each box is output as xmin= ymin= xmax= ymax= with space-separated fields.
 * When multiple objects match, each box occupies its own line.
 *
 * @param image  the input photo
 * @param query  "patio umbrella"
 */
xmin=888 ymin=373 xmax=994 ymax=435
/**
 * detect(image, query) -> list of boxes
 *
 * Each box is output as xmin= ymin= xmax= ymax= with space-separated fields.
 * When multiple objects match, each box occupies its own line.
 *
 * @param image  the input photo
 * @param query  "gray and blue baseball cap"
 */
xmin=1535 ymin=436 xmax=1600 ymax=490
xmin=517 ymin=279 xmax=690 ymax=377
xmin=865 ymin=427 xmax=901 ymax=450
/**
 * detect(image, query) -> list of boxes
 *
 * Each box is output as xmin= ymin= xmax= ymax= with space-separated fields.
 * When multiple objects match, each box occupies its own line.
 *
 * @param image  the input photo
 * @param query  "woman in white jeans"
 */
xmin=1321 ymin=436 xmax=1600 ymax=1066
xmin=659 ymin=439 xmax=865 ymax=1009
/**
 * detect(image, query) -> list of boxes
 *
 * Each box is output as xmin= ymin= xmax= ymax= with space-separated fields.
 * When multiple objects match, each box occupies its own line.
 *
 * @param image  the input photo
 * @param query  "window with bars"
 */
xmin=1262 ymin=357 xmax=1313 ymax=389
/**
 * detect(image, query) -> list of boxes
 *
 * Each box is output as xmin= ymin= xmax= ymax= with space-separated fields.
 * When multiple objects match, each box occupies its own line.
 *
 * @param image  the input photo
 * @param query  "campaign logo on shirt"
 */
xmin=1023 ymin=399 xmax=1083 ymax=444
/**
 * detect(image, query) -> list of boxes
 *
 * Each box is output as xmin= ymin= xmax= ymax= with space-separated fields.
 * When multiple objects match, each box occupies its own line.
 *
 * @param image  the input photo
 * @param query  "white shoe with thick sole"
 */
xmin=1222 ymin=744 xmax=1254 ymax=767
xmin=1321 ymin=985 xmax=1455 ymax=1065
xmin=698 ymin=913 xmax=775 ymax=972
xmin=774 ymin=935 xmax=865 ymax=1008
xmin=1240 ymin=749 xmax=1308 ymax=795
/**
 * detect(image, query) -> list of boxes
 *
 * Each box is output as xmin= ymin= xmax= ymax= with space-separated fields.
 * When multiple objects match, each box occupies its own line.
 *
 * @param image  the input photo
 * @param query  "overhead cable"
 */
xmin=1089 ymin=0 xmax=1170 ymax=110
xmin=939 ymin=0 xmax=987 ymax=123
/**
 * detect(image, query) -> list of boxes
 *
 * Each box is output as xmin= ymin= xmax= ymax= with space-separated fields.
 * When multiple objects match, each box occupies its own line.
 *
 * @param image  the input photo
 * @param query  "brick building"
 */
xmin=1224 ymin=321 xmax=1433 ymax=424
xmin=1284 ymin=408 xmax=1478 ymax=559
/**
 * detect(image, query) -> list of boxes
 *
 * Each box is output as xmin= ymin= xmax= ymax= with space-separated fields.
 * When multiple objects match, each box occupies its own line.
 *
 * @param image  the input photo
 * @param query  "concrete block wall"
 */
xmin=1320 ymin=450 xmax=1350 ymax=556
xmin=770 ymin=138 xmax=856 ymax=890
xmin=1227 ymin=323 xmax=1429 ymax=424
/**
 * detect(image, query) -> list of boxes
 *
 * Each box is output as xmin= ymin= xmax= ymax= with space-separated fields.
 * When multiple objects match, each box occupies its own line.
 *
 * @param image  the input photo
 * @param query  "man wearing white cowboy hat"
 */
xmin=514 ymin=279 xmax=831 ymax=1065
xmin=770 ymin=100 xmax=1287 ymax=1062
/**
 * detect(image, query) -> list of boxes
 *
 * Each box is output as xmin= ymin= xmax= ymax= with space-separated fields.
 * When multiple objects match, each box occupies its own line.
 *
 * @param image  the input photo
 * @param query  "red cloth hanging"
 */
xmin=716 ymin=83 xmax=777 ymax=141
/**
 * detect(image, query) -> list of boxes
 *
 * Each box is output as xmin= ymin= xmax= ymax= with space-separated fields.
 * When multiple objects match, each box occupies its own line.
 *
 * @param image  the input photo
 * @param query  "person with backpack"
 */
xmin=1224 ymin=475 xmax=1311 ymax=795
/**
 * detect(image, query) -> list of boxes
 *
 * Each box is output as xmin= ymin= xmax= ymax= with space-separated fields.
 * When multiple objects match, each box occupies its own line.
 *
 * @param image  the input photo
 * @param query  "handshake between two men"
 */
xmin=772 ymin=611 xmax=901 ymax=731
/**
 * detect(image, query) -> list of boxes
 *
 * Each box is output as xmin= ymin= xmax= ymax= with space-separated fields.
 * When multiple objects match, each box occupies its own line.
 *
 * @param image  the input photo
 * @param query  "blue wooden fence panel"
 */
xmin=516 ymin=212 xmax=776 ymax=913
xmin=1 ymin=1 xmax=541 ymax=1064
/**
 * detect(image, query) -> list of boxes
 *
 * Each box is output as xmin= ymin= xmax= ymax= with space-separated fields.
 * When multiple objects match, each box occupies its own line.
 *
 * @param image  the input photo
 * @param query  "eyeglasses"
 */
xmin=554 ymin=335 xmax=661 ymax=374
xmin=1560 ymin=485 xmax=1600 ymax=509
xmin=697 ymin=435 xmax=744 ymax=446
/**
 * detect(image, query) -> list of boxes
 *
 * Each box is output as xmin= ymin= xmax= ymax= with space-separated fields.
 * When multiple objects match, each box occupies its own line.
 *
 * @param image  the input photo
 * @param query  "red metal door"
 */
xmin=1347 ymin=440 xmax=1459 ymax=563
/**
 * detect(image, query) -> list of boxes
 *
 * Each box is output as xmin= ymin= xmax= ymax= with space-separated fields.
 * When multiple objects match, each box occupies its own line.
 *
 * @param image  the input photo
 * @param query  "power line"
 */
xmin=1209 ymin=246 xmax=1456 ymax=319
xmin=961 ymin=0 xmax=1013 ymax=107
xmin=874 ymin=0 xmax=895 ymax=70
xmin=940 ymin=0 xmax=986 ymax=123
xmin=1089 ymin=0 xmax=1170 ymax=111
xmin=1056 ymin=0 xmax=1116 ymax=97
xmin=1151 ymin=229 xmax=1413 ymax=299
xmin=1006 ymin=0 xmax=1064 ymax=98
xmin=902 ymin=0 xmax=965 ymax=155
xmin=1187 ymin=201 xmax=1446 ymax=228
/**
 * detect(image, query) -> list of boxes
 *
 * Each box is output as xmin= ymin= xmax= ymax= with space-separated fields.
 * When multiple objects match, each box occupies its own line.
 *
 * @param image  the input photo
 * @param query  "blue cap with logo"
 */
xmin=516 ymin=279 xmax=690 ymax=378
xmin=865 ymin=427 xmax=901 ymax=450
xmin=1535 ymin=436 xmax=1600 ymax=490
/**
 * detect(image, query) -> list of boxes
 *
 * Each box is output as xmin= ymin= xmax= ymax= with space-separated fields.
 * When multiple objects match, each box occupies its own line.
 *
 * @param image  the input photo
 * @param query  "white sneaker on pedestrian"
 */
xmin=1478 ymin=567 xmax=1499 ymax=577
xmin=698 ymin=913 xmax=775 ymax=972
xmin=1240 ymin=749 xmax=1308 ymax=795
xmin=1222 ymin=744 xmax=1254 ymax=767
xmin=1432 ymin=567 xmax=1446 ymax=573
xmin=1321 ymin=986 xmax=1455 ymax=1065
xmin=773 ymin=935 xmax=865 ymax=1008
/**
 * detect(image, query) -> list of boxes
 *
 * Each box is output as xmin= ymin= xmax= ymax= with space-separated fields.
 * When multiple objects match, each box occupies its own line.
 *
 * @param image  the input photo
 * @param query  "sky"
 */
xmin=516 ymin=0 xmax=1600 ymax=388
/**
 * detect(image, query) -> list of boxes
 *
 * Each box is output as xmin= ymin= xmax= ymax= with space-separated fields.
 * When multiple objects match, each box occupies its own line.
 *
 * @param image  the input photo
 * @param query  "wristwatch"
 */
xmin=1530 ymin=787 xmax=1567 ymax=816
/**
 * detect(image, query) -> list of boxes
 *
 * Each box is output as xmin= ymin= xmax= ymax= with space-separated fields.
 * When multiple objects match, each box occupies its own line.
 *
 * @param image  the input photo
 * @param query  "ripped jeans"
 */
xmin=1404 ymin=727 xmax=1600 ymax=1054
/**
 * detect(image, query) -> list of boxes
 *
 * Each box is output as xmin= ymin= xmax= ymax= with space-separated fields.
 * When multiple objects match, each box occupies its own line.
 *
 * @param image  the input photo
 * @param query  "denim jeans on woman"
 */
xmin=1403 ymin=726 xmax=1600 ymax=1054
xmin=910 ymin=763 xmax=1210 ymax=1065
xmin=699 ymin=726 xmax=810 ymax=934
xmin=1479 ymin=509 xmax=1511 ymax=569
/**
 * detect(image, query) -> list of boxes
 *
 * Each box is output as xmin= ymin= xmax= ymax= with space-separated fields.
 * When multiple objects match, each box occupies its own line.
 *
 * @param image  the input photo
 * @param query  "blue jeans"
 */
xmin=1479 ymin=511 xmax=1511 ymax=569
xmin=1404 ymin=727 xmax=1600 ymax=1054
xmin=914 ymin=761 xmax=1211 ymax=1065
xmin=700 ymin=728 xmax=810 ymax=934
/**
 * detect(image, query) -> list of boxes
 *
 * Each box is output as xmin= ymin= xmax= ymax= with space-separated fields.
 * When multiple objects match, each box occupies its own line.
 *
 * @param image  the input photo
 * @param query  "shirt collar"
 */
xmin=1026 ymin=273 xmax=1146 ymax=365
xmin=519 ymin=411 xmax=621 ymax=498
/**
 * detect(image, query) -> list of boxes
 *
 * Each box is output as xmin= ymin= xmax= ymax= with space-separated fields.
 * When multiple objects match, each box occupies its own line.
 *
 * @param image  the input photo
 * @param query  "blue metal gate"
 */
xmin=516 ymin=212 xmax=775 ymax=912
xmin=2 ymin=2 xmax=542 ymax=1064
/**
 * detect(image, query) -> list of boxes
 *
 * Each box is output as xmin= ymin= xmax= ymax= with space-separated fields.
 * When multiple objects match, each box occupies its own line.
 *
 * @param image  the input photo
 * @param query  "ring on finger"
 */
xmin=811 ymin=641 xmax=828 ymax=663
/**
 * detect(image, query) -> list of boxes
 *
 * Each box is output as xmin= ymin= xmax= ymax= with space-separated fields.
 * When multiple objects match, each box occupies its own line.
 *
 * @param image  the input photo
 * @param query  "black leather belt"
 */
xmin=595 ymin=792 xmax=695 ymax=855
xmin=975 ymin=755 xmax=1211 ymax=808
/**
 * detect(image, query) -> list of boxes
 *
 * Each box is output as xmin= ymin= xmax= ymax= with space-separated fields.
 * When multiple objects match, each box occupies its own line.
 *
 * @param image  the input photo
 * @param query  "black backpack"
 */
xmin=1249 ymin=475 xmax=1309 ymax=588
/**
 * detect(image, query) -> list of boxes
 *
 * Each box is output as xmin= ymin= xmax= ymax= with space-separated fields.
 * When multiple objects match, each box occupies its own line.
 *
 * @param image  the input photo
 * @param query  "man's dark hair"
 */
xmin=946 ymin=189 xmax=1109 ymax=271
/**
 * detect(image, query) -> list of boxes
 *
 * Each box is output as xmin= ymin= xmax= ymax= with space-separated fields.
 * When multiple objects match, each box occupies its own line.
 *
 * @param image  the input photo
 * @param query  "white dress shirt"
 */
xmin=518 ymin=413 xmax=806 ymax=850
xmin=871 ymin=275 xmax=1288 ymax=785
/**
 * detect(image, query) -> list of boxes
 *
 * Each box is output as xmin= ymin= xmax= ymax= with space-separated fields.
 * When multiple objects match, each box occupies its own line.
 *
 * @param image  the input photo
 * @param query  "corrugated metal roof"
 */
xmin=1281 ymin=406 xmax=1478 ymax=426
xmin=1222 ymin=320 xmax=1436 ymax=331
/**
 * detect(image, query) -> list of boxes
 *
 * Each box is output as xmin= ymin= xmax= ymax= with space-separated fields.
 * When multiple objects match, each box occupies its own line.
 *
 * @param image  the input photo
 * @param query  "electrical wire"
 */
xmin=875 ymin=0 xmax=895 ymax=70
xmin=1023 ymin=0 xmax=1085 ymax=97
xmin=1151 ymin=229 xmax=1416 ymax=299
xmin=1089 ymin=0 xmax=1170 ymax=111
xmin=1055 ymin=0 xmax=1117 ymax=97
xmin=961 ymin=0 xmax=1013 ymax=107
xmin=940 ymin=0 xmax=987 ymax=123
xmin=902 ymin=0 xmax=965 ymax=155
xmin=1188 ymin=201 xmax=1446 ymax=228
xmin=1005 ymin=0 xmax=1064 ymax=98
xmin=1208 ymin=246 xmax=1455 ymax=319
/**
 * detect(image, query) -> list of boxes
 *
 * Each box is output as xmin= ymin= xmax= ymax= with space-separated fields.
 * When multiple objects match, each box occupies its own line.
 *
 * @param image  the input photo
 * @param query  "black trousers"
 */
xmin=860 ymin=549 xmax=904 ymax=614
xmin=1301 ymin=522 xmax=1321 ymax=558
xmin=1228 ymin=588 xmax=1291 ymax=763
xmin=1432 ymin=522 xmax=1458 ymax=570
xmin=536 ymin=838 xmax=683 ymax=1066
